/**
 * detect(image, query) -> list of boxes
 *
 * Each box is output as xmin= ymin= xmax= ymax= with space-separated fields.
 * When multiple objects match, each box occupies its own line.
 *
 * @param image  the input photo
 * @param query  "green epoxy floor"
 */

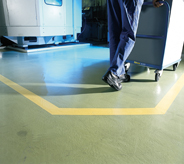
xmin=0 ymin=45 xmax=184 ymax=164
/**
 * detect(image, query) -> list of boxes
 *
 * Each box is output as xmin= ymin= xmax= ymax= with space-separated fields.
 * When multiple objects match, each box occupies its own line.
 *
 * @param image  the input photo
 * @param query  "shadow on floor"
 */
xmin=2 ymin=60 xmax=151 ymax=96
xmin=70 ymin=61 xmax=148 ymax=85
xmin=130 ymin=79 xmax=155 ymax=83
xmin=163 ymin=69 xmax=175 ymax=72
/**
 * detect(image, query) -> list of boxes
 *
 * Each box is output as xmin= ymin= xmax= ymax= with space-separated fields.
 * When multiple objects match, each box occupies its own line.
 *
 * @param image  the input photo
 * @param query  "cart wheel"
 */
xmin=173 ymin=63 xmax=178 ymax=71
xmin=155 ymin=73 xmax=160 ymax=82
xmin=125 ymin=74 xmax=130 ymax=82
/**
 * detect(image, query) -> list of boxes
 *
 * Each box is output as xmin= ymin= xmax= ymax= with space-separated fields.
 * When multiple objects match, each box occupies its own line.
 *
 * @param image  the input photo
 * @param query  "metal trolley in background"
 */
xmin=125 ymin=0 xmax=184 ymax=81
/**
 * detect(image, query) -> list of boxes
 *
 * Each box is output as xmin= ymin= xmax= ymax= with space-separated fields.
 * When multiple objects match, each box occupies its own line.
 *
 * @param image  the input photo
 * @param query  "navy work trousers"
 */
xmin=108 ymin=0 xmax=144 ymax=76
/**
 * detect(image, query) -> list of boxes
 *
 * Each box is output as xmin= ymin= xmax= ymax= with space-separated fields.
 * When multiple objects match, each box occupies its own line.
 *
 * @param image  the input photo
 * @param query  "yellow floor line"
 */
xmin=0 ymin=74 xmax=184 ymax=115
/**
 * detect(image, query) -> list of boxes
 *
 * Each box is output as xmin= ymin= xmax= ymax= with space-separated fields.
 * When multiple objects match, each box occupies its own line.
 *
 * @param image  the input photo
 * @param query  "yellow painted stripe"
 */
xmin=155 ymin=73 xmax=184 ymax=113
xmin=0 ymin=75 xmax=59 ymax=113
xmin=0 ymin=74 xmax=184 ymax=115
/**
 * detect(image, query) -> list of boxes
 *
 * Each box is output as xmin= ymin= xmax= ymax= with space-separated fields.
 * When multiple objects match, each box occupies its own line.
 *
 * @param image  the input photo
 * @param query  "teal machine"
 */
xmin=0 ymin=0 xmax=82 ymax=51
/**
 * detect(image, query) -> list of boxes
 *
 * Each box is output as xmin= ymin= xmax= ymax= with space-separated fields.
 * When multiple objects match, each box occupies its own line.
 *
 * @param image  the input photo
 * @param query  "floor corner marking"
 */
xmin=0 ymin=74 xmax=184 ymax=115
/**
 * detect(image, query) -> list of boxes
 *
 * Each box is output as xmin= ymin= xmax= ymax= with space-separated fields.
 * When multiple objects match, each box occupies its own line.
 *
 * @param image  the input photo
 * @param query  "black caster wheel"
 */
xmin=125 ymin=74 xmax=130 ymax=82
xmin=173 ymin=63 xmax=178 ymax=71
xmin=155 ymin=73 xmax=160 ymax=82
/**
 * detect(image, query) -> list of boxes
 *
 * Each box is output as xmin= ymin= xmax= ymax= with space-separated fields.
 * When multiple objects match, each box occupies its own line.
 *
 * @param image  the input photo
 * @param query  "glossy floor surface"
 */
xmin=0 ymin=45 xmax=184 ymax=164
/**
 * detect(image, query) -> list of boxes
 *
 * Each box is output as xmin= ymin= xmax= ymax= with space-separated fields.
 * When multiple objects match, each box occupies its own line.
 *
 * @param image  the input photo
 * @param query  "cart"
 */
xmin=125 ymin=0 xmax=184 ymax=81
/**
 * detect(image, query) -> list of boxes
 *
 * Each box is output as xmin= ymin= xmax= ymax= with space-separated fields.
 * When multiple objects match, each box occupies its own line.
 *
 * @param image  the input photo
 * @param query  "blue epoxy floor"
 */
xmin=0 ymin=44 xmax=184 ymax=164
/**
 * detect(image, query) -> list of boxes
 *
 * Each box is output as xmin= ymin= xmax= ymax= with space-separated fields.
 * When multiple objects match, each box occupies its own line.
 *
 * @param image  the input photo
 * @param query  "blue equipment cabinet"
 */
xmin=126 ymin=0 xmax=184 ymax=81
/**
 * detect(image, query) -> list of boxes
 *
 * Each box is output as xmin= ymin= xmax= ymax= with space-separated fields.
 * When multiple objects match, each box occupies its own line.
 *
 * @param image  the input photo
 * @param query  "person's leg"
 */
xmin=102 ymin=0 xmax=143 ymax=91
xmin=101 ymin=0 xmax=123 ymax=91
xmin=107 ymin=0 xmax=122 ymax=64
xmin=110 ymin=0 xmax=144 ymax=76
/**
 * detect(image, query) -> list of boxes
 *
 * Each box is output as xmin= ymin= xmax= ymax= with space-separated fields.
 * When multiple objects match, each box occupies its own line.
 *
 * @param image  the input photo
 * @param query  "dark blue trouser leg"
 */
xmin=107 ymin=0 xmax=144 ymax=76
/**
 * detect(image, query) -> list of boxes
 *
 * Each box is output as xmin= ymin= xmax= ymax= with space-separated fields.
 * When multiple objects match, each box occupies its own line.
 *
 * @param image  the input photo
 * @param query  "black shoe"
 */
xmin=118 ymin=74 xmax=130 ymax=83
xmin=102 ymin=71 xmax=122 ymax=91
